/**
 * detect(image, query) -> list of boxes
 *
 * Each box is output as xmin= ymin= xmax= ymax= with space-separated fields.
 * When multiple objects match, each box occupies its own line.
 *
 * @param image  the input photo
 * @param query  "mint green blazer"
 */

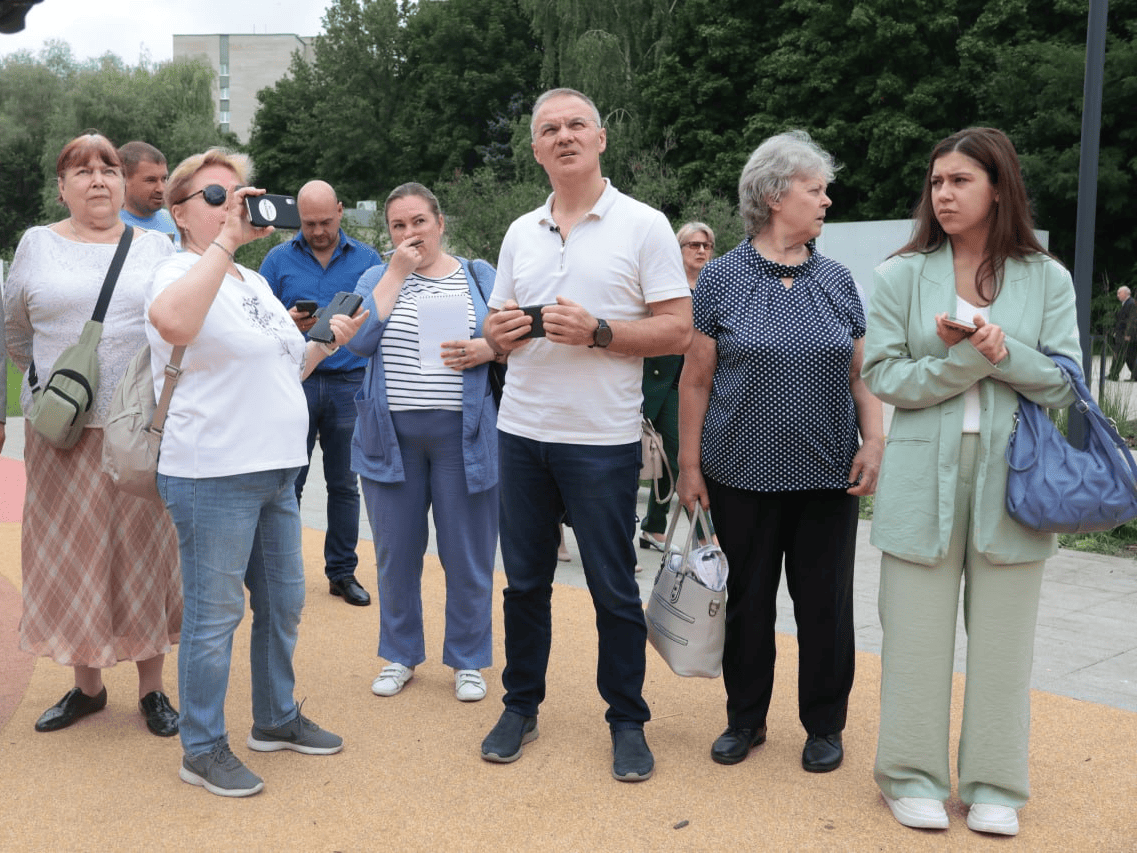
xmin=863 ymin=245 xmax=1080 ymax=566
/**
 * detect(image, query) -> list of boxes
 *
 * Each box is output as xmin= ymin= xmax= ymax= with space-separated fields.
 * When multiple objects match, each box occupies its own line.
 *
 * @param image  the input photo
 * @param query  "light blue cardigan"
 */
xmin=862 ymin=244 xmax=1079 ymax=566
xmin=347 ymin=256 xmax=499 ymax=494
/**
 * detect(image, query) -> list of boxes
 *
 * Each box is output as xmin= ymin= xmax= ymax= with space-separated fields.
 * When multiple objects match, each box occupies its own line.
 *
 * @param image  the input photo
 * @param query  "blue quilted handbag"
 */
xmin=1005 ymin=353 xmax=1137 ymax=533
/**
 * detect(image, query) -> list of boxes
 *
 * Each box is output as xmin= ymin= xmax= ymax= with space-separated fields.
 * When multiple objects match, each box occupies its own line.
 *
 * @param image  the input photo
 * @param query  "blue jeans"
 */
xmin=360 ymin=410 xmax=497 ymax=670
xmin=295 ymin=369 xmax=362 ymax=582
xmin=497 ymin=431 xmax=649 ymax=730
xmin=158 ymin=468 xmax=306 ymax=757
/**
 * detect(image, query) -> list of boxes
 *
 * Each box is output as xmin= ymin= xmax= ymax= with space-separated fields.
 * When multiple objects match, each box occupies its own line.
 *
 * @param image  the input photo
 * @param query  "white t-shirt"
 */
xmin=489 ymin=180 xmax=689 ymax=445
xmin=956 ymin=295 xmax=991 ymax=433
xmin=145 ymin=252 xmax=309 ymax=478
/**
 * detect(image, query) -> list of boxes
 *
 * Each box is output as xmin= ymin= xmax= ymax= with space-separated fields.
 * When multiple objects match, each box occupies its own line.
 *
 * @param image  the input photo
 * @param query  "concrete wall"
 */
xmin=173 ymin=33 xmax=315 ymax=143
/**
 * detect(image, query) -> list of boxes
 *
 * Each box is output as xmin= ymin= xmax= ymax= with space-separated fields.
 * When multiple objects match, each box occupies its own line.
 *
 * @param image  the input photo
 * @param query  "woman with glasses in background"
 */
xmin=639 ymin=222 xmax=716 ymax=552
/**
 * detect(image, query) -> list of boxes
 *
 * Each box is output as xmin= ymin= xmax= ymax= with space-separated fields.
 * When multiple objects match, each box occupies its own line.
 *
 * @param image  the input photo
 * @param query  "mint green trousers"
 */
xmin=873 ymin=434 xmax=1043 ymax=808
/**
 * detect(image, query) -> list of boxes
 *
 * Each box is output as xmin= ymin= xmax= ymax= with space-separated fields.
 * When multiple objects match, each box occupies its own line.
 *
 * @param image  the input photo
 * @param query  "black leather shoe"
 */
xmin=139 ymin=690 xmax=179 ymax=737
xmin=34 ymin=686 xmax=107 ymax=732
xmin=329 ymin=576 xmax=371 ymax=606
xmin=802 ymin=732 xmax=843 ymax=772
xmin=481 ymin=710 xmax=538 ymax=763
xmin=711 ymin=726 xmax=767 ymax=765
xmin=612 ymin=728 xmax=654 ymax=782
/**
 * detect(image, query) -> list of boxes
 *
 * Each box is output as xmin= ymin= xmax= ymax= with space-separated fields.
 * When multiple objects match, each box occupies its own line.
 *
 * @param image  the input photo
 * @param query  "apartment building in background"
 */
xmin=172 ymin=33 xmax=316 ymax=143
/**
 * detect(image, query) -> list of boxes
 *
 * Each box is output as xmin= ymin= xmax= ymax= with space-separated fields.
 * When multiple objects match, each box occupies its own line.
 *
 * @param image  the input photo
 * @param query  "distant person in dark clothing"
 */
xmin=1107 ymin=285 xmax=1136 ymax=380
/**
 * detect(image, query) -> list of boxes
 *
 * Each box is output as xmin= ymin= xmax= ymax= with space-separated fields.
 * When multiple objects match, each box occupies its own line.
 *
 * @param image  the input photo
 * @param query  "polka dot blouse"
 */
xmin=692 ymin=239 xmax=866 ymax=493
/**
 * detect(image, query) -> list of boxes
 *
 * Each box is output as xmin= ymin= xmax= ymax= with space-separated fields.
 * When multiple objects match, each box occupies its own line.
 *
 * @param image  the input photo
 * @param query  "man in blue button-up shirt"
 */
xmin=260 ymin=180 xmax=382 ymax=607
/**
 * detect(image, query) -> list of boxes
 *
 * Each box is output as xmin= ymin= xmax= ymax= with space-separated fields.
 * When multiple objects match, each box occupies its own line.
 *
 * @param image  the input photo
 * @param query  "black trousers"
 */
xmin=706 ymin=479 xmax=858 ymax=736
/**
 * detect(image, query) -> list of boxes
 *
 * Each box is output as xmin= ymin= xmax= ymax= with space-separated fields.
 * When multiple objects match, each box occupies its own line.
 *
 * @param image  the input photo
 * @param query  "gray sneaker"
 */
xmin=180 ymin=741 xmax=265 ymax=798
xmin=247 ymin=711 xmax=343 ymax=755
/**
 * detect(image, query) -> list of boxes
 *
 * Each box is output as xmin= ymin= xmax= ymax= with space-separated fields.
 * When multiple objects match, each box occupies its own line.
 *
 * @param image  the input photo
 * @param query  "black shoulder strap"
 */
xmin=91 ymin=226 xmax=134 ymax=322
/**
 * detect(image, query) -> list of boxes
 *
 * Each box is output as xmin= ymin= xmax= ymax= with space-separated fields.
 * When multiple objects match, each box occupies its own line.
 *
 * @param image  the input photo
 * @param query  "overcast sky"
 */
xmin=1 ymin=1 xmax=330 ymax=65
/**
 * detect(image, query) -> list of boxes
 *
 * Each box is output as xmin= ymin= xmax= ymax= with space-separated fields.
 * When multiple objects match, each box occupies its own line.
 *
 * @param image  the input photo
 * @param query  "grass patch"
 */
xmin=6 ymin=358 xmax=19 ymax=419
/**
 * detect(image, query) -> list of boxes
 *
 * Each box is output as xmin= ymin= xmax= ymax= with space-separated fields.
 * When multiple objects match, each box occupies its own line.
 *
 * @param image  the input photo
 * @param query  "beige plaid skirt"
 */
xmin=20 ymin=422 xmax=182 ymax=667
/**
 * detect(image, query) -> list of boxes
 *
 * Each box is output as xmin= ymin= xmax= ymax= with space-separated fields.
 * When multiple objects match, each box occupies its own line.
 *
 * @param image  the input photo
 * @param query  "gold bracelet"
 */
xmin=210 ymin=240 xmax=235 ymax=262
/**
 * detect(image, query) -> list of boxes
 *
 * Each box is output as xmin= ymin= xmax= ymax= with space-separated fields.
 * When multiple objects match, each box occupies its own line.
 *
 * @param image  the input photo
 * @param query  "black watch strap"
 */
xmin=590 ymin=318 xmax=612 ymax=348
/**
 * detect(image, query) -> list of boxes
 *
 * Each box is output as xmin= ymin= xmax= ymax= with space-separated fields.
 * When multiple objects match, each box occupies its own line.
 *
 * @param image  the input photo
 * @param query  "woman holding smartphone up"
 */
xmin=863 ymin=128 xmax=1079 ymax=836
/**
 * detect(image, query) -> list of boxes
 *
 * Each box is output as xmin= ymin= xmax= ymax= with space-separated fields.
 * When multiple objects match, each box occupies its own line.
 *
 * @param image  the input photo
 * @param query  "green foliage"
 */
xmin=0 ymin=49 xmax=232 ymax=251
xmin=436 ymin=168 xmax=548 ymax=263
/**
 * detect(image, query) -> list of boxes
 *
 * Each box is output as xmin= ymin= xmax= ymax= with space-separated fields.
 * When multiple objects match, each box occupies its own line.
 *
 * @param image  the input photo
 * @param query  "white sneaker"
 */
xmin=371 ymin=663 xmax=414 ymax=697
xmin=454 ymin=669 xmax=486 ymax=702
xmin=967 ymin=803 xmax=1019 ymax=836
xmin=881 ymin=793 xmax=950 ymax=829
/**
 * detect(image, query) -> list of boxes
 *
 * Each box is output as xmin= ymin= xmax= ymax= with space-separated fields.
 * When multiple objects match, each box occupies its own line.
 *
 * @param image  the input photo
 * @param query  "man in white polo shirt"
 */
xmin=481 ymin=87 xmax=692 ymax=782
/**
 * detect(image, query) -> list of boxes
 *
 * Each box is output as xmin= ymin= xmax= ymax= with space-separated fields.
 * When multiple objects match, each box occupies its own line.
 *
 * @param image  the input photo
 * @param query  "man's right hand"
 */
xmin=484 ymin=299 xmax=534 ymax=355
xmin=289 ymin=305 xmax=318 ymax=334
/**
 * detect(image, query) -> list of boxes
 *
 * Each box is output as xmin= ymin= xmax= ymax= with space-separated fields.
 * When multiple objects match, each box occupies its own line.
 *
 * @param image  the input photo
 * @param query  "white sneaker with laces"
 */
xmin=371 ymin=663 xmax=414 ymax=697
xmin=454 ymin=669 xmax=486 ymax=702
xmin=967 ymin=803 xmax=1019 ymax=836
xmin=881 ymin=793 xmax=950 ymax=829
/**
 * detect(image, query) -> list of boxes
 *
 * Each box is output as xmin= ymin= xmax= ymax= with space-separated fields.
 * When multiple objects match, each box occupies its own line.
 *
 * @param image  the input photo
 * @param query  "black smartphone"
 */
xmin=308 ymin=292 xmax=364 ymax=343
xmin=292 ymin=299 xmax=318 ymax=318
xmin=519 ymin=303 xmax=552 ymax=339
xmin=246 ymin=193 xmax=301 ymax=229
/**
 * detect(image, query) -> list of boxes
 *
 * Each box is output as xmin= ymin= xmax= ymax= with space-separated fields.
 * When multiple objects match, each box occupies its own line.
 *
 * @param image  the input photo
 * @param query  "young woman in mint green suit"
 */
xmin=862 ymin=128 xmax=1079 ymax=837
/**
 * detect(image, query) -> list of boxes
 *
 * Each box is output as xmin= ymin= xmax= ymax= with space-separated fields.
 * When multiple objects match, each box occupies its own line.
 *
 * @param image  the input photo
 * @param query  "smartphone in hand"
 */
xmin=942 ymin=315 xmax=978 ymax=335
xmin=246 ymin=194 xmax=302 ymax=229
xmin=308 ymin=292 xmax=364 ymax=343
xmin=292 ymin=299 xmax=318 ymax=318
xmin=518 ymin=304 xmax=552 ymax=339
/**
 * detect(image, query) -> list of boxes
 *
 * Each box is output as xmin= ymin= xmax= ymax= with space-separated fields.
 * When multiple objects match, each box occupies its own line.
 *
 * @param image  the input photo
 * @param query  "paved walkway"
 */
xmin=3 ymin=413 xmax=1134 ymax=713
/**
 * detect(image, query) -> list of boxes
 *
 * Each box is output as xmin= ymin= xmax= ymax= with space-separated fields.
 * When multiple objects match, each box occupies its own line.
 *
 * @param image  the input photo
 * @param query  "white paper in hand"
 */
xmin=417 ymin=292 xmax=469 ymax=370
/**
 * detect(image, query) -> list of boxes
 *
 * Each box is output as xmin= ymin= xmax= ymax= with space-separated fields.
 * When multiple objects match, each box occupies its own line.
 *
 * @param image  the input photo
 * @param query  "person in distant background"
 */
xmin=118 ymin=141 xmax=179 ymax=247
xmin=1107 ymin=285 xmax=1136 ymax=381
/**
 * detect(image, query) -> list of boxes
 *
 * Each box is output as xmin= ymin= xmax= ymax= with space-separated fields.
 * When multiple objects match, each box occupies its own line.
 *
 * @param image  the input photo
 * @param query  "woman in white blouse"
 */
xmin=4 ymin=132 xmax=181 ymax=739
xmin=148 ymin=148 xmax=366 ymax=798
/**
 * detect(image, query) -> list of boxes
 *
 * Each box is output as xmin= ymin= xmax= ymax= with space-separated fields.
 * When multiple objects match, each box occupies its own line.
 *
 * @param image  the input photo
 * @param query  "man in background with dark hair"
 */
xmin=118 ymin=141 xmax=178 ymax=246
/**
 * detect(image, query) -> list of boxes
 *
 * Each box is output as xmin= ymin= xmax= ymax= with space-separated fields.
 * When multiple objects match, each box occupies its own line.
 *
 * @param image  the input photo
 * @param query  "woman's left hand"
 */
xmin=846 ymin=437 xmax=883 ymax=496
xmin=441 ymin=337 xmax=494 ymax=371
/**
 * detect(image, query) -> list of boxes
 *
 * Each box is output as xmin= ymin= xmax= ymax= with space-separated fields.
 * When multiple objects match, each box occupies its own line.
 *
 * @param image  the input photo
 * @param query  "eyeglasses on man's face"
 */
xmin=683 ymin=241 xmax=713 ymax=252
xmin=172 ymin=184 xmax=229 ymax=207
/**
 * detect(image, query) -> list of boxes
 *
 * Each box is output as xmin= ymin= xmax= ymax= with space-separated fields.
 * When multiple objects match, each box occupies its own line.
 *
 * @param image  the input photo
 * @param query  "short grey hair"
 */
xmin=530 ymin=88 xmax=603 ymax=140
xmin=738 ymin=130 xmax=838 ymax=237
xmin=676 ymin=221 xmax=715 ymax=247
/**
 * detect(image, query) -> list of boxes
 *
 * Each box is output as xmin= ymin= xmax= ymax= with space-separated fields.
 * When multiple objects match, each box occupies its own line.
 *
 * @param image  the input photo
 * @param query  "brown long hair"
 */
xmin=896 ymin=127 xmax=1053 ymax=304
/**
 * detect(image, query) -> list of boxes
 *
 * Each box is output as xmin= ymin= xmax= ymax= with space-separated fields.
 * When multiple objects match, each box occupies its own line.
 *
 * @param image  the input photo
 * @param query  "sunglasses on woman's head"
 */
xmin=173 ymin=184 xmax=229 ymax=206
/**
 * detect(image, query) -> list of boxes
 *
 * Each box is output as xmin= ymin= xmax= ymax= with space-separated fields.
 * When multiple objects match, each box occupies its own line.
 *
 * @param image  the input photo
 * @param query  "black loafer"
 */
xmin=329 ymin=576 xmax=371 ymax=606
xmin=711 ymin=726 xmax=767 ymax=765
xmin=802 ymin=732 xmax=843 ymax=772
xmin=481 ymin=710 xmax=538 ymax=763
xmin=34 ymin=686 xmax=107 ymax=732
xmin=139 ymin=690 xmax=179 ymax=737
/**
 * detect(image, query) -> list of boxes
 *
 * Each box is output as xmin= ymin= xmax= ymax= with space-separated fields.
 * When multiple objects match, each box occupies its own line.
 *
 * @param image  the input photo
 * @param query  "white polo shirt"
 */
xmin=489 ymin=180 xmax=689 ymax=445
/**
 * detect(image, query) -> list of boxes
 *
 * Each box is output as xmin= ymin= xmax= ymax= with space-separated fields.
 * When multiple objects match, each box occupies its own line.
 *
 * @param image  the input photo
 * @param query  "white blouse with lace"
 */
xmin=3 ymin=226 xmax=175 ymax=427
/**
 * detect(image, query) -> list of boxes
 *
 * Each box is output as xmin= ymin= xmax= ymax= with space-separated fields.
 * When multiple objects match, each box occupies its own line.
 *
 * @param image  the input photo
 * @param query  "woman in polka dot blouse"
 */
xmin=677 ymin=130 xmax=884 ymax=774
